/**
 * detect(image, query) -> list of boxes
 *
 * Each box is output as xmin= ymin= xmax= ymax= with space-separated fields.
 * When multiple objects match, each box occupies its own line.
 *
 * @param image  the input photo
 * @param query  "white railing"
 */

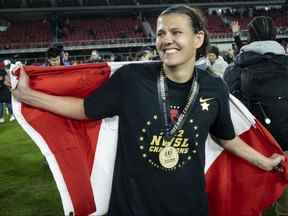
xmin=0 ymin=37 xmax=155 ymax=51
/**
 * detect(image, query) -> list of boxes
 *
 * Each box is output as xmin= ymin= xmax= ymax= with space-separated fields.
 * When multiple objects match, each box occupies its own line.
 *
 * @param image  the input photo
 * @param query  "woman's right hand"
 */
xmin=5 ymin=66 xmax=31 ymax=102
xmin=5 ymin=65 xmax=87 ymax=120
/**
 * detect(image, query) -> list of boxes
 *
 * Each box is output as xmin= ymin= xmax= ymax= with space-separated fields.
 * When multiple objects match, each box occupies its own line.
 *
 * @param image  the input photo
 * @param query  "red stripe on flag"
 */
xmin=206 ymin=120 xmax=287 ymax=216
xmin=21 ymin=63 xmax=112 ymax=216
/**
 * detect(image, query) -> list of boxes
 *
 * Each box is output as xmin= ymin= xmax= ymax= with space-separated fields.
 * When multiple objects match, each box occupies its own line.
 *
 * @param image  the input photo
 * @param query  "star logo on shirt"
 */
xmin=199 ymin=97 xmax=215 ymax=103
xmin=199 ymin=97 xmax=215 ymax=111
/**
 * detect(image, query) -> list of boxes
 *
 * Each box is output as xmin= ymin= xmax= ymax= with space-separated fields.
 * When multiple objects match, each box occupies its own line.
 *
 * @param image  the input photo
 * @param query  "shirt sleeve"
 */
xmin=84 ymin=64 xmax=127 ymax=119
xmin=210 ymin=81 xmax=236 ymax=140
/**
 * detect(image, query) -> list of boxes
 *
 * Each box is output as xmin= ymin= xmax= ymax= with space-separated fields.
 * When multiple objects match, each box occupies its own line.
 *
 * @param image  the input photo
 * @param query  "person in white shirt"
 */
xmin=206 ymin=45 xmax=228 ymax=77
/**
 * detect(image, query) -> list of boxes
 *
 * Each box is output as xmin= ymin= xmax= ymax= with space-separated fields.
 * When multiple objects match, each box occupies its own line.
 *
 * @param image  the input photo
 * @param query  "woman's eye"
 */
xmin=157 ymin=32 xmax=163 ymax=37
xmin=173 ymin=31 xmax=182 ymax=35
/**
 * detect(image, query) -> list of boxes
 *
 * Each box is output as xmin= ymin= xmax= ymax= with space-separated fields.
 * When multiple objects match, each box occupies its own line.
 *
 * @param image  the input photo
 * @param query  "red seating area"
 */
xmin=0 ymin=10 xmax=287 ymax=50
xmin=0 ymin=20 xmax=52 ymax=49
xmin=147 ymin=14 xmax=230 ymax=34
xmin=207 ymin=14 xmax=230 ymax=33
xmin=225 ymin=8 xmax=288 ymax=30
xmin=273 ymin=15 xmax=288 ymax=27
xmin=233 ymin=14 xmax=288 ymax=30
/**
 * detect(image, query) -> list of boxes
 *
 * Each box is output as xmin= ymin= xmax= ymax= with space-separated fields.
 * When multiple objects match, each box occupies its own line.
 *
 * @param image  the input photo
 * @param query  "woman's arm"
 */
xmin=6 ymin=67 xmax=87 ymax=120
xmin=219 ymin=136 xmax=284 ymax=171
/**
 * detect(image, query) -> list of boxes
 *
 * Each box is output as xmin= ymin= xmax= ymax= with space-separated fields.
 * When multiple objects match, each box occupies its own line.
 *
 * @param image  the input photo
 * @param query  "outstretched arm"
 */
xmin=5 ymin=67 xmax=87 ymax=120
xmin=230 ymin=21 xmax=243 ymax=54
xmin=219 ymin=136 xmax=284 ymax=171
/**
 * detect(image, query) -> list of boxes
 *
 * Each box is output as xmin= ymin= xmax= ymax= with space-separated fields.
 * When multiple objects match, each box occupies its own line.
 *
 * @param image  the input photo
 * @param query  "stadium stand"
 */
xmin=0 ymin=0 xmax=287 ymax=63
xmin=62 ymin=16 xmax=145 ymax=42
xmin=0 ymin=20 xmax=52 ymax=50
xmin=0 ymin=10 xmax=286 ymax=49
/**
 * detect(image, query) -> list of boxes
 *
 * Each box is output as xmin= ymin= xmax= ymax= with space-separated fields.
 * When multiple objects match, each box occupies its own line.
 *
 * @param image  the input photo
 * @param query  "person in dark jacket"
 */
xmin=224 ymin=16 xmax=285 ymax=102
xmin=224 ymin=16 xmax=288 ymax=216
xmin=0 ymin=60 xmax=14 ymax=123
xmin=224 ymin=16 xmax=284 ymax=99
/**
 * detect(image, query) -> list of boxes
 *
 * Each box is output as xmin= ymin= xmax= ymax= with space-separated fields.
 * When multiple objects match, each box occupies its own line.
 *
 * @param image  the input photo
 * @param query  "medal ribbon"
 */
xmin=157 ymin=67 xmax=199 ymax=140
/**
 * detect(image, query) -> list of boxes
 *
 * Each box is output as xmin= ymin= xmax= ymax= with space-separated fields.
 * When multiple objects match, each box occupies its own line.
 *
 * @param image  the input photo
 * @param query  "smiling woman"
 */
xmin=156 ymin=7 xmax=208 ymax=84
xmin=156 ymin=6 xmax=208 ymax=73
xmin=6 ymin=4 xmax=285 ymax=216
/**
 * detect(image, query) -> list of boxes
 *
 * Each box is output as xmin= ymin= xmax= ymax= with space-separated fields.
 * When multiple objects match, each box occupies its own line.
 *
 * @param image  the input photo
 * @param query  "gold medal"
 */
xmin=159 ymin=146 xmax=179 ymax=168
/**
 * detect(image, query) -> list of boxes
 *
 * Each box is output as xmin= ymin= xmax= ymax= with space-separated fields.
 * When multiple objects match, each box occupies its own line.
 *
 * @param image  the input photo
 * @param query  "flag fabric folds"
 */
xmin=11 ymin=62 xmax=288 ymax=216
xmin=205 ymin=97 xmax=288 ymax=216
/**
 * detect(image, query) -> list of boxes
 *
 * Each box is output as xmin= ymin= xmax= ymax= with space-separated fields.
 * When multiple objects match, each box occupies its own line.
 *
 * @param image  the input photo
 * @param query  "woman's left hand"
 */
xmin=266 ymin=153 xmax=285 ymax=172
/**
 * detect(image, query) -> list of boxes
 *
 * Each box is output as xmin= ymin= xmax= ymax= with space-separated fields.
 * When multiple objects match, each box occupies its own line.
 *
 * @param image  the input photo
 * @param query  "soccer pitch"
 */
xmin=0 ymin=121 xmax=63 ymax=216
xmin=0 ymin=120 xmax=277 ymax=216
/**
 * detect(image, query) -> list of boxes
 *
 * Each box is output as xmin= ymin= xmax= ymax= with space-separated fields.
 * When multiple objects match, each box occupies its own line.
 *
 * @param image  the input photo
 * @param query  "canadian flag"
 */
xmin=10 ymin=63 xmax=288 ymax=216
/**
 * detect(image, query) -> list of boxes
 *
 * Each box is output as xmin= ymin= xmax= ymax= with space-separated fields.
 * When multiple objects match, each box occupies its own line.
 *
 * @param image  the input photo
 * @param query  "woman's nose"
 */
xmin=162 ymin=34 xmax=173 ymax=44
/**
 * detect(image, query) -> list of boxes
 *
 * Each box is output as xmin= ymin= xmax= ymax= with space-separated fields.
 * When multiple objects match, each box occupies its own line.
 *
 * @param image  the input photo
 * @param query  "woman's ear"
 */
xmin=194 ymin=31 xmax=205 ymax=49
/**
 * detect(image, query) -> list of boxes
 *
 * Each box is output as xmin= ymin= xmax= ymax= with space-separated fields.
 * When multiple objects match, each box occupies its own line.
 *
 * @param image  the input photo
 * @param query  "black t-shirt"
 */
xmin=84 ymin=62 xmax=235 ymax=216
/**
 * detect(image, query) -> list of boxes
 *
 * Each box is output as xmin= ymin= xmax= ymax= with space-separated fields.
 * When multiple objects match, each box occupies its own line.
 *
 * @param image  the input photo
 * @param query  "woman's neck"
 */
xmin=163 ymin=63 xmax=195 ymax=83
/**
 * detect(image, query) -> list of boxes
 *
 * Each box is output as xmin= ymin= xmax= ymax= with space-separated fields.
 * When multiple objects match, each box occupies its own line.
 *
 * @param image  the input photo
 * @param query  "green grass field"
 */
xmin=0 ymin=116 xmax=278 ymax=216
xmin=0 ymin=119 xmax=63 ymax=216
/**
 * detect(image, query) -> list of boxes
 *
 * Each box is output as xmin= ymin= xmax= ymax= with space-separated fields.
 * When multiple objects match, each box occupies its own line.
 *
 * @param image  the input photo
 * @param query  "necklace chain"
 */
xmin=158 ymin=66 xmax=199 ymax=139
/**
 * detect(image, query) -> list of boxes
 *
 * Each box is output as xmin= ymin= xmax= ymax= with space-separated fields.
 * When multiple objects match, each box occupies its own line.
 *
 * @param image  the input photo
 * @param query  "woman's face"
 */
xmin=156 ymin=13 xmax=204 ymax=67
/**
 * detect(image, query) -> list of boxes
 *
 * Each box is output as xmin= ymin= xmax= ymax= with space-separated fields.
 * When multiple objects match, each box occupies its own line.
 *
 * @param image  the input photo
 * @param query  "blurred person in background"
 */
xmin=206 ymin=45 xmax=228 ymax=77
xmin=62 ymin=51 xmax=71 ymax=66
xmin=136 ymin=49 xmax=154 ymax=61
xmin=88 ymin=50 xmax=102 ymax=63
xmin=44 ymin=46 xmax=64 ymax=67
xmin=222 ymin=48 xmax=235 ymax=64
xmin=0 ymin=59 xmax=14 ymax=123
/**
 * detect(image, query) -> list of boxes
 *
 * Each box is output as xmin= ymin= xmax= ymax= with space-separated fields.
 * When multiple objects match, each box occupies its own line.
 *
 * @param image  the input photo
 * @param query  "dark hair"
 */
xmin=206 ymin=45 xmax=219 ymax=57
xmin=247 ymin=16 xmax=276 ymax=42
xmin=159 ymin=5 xmax=209 ymax=60
xmin=47 ymin=47 xmax=62 ymax=58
